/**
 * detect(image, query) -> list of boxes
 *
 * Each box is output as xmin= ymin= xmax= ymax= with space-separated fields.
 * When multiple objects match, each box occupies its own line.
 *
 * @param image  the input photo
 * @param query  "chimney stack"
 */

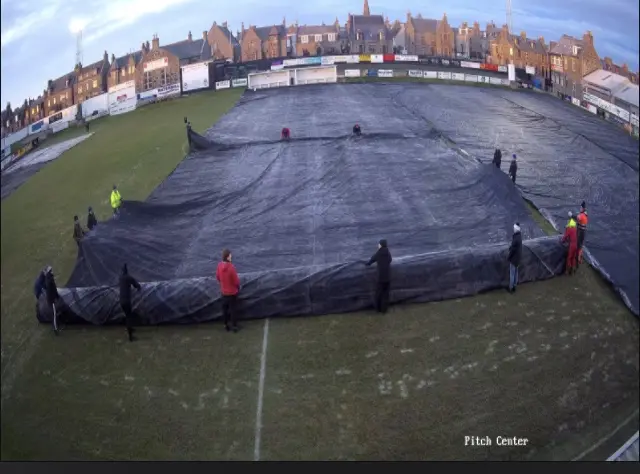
xmin=520 ymin=31 xmax=526 ymax=40
xmin=151 ymin=34 xmax=159 ymax=50
xmin=202 ymin=30 xmax=208 ymax=42
xmin=188 ymin=31 xmax=192 ymax=41
xmin=104 ymin=50 xmax=109 ymax=62
xmin=538 ymin=36 xmax=544 ymax=44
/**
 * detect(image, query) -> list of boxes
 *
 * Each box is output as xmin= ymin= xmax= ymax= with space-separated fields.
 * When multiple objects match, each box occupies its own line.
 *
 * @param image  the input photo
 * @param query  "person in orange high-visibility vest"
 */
xmin=561 ymin=211 xmax=578 ymax=275
xmin=576 ymin=201 xmax=588 ymax=266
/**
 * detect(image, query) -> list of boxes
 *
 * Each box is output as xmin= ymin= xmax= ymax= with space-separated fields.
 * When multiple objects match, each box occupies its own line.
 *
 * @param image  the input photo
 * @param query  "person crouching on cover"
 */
xmin=216 ymin=249 xmax=241 ymax=333
xmin=353 ymin=124 xmax=362 ymax=136
xmin=119 ymin=264 xmax=141 ymax=342
xmin=281 ymin=127 xmax=291 ymax=141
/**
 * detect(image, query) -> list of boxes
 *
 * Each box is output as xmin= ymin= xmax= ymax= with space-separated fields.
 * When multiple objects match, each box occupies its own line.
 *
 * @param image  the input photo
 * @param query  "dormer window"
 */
xmin=356 ymin=30 xmax=363 ymax=41
xmin=315 ymin=34 xmax=322 ymax=42
xmin=379 ymin=31 xmax=385 ymax=41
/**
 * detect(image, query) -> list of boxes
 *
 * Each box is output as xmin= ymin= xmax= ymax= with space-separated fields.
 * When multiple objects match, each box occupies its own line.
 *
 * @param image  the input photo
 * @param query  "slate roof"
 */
xmin=113 ymin=51 xmax=144 ymax=69
xmin=164 ymin=38 xmax=211 ymax=61
xmin=549 ymin=35 xmax=583 ymax=56
xmin=511 ymin=35 xmax=547 ymax=54
xmin=49 ymin=72 xmax=75 ymax=92
xmin=614 ymin=83 xmax=639 ymax=108
xmin=298 ymin=25 xmax=338 ymax=36
xmin=349 ymin=14 xmax=391 ymax=40
xmin=78 ymin=58 xmax=107 ymax=76
xmin=252 ymin=25 xmax=286 ymax=42
xmin=411 ymin=17 xmax=438 ymax=34
xmin=218 ymin=25 xmax=241 ymax=47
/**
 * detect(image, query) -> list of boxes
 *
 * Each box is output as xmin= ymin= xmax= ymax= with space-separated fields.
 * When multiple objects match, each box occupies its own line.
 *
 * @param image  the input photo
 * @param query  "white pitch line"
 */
xmin=571 ymin=409 xmax=639 ymax=461
xmin=254 ymin=318 xmax=270 ymax=461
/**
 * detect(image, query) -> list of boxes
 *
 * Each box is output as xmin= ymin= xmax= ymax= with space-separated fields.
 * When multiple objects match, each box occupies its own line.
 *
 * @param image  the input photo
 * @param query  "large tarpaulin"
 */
xmin=390 ymin=84 xmax=639 ymax=315
xmin=57 ymin=85 xmax=597 ymax=325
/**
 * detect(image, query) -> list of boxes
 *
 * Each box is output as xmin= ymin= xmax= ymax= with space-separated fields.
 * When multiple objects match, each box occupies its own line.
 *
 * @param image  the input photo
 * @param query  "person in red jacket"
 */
xmin=216 ymin=248 xmax=240 ymax=332
xmin=561 ymin=211 xmax=578 ymax=275
xmin=281 ymin=127 xmax=291 ymax=141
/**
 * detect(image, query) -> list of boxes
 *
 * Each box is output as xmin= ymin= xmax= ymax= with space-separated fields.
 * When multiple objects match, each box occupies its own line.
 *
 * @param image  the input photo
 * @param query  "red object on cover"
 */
xmin=216 ymin=262 xmax=240 ymax=296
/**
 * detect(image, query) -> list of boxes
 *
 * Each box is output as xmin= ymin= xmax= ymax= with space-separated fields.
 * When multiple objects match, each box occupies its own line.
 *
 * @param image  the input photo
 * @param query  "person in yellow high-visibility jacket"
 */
xmin=110 ymin=185 xmax=122 ymax=215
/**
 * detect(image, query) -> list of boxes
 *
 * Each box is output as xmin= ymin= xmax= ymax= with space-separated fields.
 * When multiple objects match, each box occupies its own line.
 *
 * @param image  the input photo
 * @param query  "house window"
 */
xmin=328 ymin=33 xmax=336 ymax=42
xmin=301 ymin=35 xmax=308 ymax=44
xmin=144 ymin=71 xmax=152 ymax=90
xmin=509 ymin=47 xmax=513 ymax=56
xmin=93 ymin=79 xmax=98 ymax=88
xmin=379 ymin=31 xmax=385 ymax=41
xmin=47 ymin=100 xmax=50 ymax=107
xmin=129 ymin=66 xmax=134 ymax=74
xmin=122 ymin=69 xmax=127 ymax=77
xmin=315 ymin=34 xmax=322 ymax=42
xmin=356 ymin=31 xmax=363 ymax=41
xmin=571 ymin=59 xmax=576 ymax=72
xmin=53 ymin=97 xmax=57 ymax=104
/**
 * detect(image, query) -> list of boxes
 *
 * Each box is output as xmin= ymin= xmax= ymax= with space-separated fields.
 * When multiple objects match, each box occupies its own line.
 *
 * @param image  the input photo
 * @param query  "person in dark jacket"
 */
xmin=87 ymin=206 xmax=98 ymax=231
xmin=33 ymin=266 xmax=50 ymax=318
xmin=507 ymin=223 xmax=522 ymax=293
xmin=119 ymin=264 xmax=141 ymax=342
xmin=44 ymin=266 xmax=61 ymax=334
xmin=73 ymin=215 xmax=84 ymax=247
xmin=508 ymin=154 xmax=518 ymax=183
xmin=365 ymin=239 xmax=392 ymax=313
xmin=492 ymin=148 xmax=502 ymax=169
xmin=216 ymin=249 xmax=241 ymax=332
xmin=353 ymin=124 xmax=362 ymax=136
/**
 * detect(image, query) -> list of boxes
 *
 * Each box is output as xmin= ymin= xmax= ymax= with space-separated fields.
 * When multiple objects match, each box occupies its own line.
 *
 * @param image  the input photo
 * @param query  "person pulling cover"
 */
xmin=216 ymin=249 xmax=241 ymax=333
xmin=508 ymin=154 xmax=518 ymax=183
xmin=492 ymin=148 xmax=502 ymax=169
xmin=110 ymin=185 xmax=122 ymax=216
xmin=87 ymin=206 xmax=98 ymax=231
xmin=281 ymin=127 xmax=291 ymax=141
xmin=561 ymin=212 xmax=578 ymax=275
xmin=44 ymin=266 xmax=61 ymax=335
xmin=73 ymin=215 xmax=85 ymax=247
xmin=353 ymin=124 xmax=362 ymax=136
xmin=365 ymin=239 xmax=392 ymax=313
xmin=34 ymin=266 xmax=50 ymax=318
xmin=576 ymin=201 xmax=588 ymax=266
xmin=507 ymin=222 xmax=522 ymax=293
xmin=119 ymin=264 xmax=141 ymax=342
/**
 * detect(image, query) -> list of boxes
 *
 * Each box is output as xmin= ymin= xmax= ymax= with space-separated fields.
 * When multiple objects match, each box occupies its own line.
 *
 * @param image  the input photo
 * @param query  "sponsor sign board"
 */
xmin=144 ymin=57 xmax=169 ymax=72
xmin=437 ymin=71 xmax=452 ymax=80
xmin=497 ymin=65 xmax=507 ymax=73
xmin=395 ymin=55 xmax=419 ymax=62
xmin=441 ymin=59 xmax=450 ymax=66
xmin=30 ymin=120 xmax=46 ymax=134
xmin=232 ymin=78 xmax=248 ymax=87
xmin=525 ymin=65 xmax=536 ymax=75
xmin=583 ymin=92 xmax=630 ymax=121
xmin=586 ymin=104 xmax=597 ymax=114
xmin=181 ymin=62 xmax=210 ymax=92
xmin=108 ymin=80 xmax=137 ymax=116
xmin=359 ymin=55 xmax=371 ymax=63
xmin=345 ymin=69 xmax=361 ymax=78
xmin=345 ymin=55 xmax=359 ymax=64
xmin=371 ymin=54 xmax=384 ymax=63
xmin=461 ymin=61 xmax=480 ymax=69
xmin=51 ymin=121 xmax=69 ymax=134
xmin=630 ymin=114 xmax=639 ymax=127
xmin=490 ymin=77 xmax=502 ymax=85
xmin=157 ymin=83 xmax=180 ymax=98
xmin=383 ymin=54 xmax=395 ymax=62
xmin=408 ymin=70 xmax=423 ymax=78
xmin=501 ymin=78 xmax=510 ymax=86
xmin=571 ymin=97 xmax=581 ymax=106
xmin=450 ymin=60 xmax=461 ymax=67
xmin=451 ymin=73 xmax=465 ymax=81
xmin=333 ymin=56 xmax=348 ymax=63
xmin=367 ymin=69 xmax=378 ymax=77
xmin=478 ymin=76 xmax=490 ymax=83
xmin=215 ymin=80 xmax=231 ymax=90
xmin=424 ymin=71 xmax=438 ymax=79
xmin=465 ymin=74 xmax=479 ymax=82
xmin=321 ymin=56 xmax=335 ymax=65
xmin=288 ymin=57 xmax=322 ymax=67
xmin=271 ymin=61 xmax=284 ymax=70
xmin=508 ymin=64 xmax=516 ymax=81
xmin=377 ymin=69 xmax=393 ymax=78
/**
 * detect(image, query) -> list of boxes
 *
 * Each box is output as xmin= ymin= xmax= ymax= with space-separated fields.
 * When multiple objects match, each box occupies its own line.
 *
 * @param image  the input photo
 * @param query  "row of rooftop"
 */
xmin=2 ymin=0 xmax=638 ymax=133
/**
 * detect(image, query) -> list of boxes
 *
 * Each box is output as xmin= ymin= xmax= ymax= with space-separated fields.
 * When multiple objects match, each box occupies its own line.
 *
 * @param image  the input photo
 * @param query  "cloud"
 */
xmin=79 ymin=0 xmax=195 ymax=44
xmin=1 ymin=2 xmax=61 ymax=48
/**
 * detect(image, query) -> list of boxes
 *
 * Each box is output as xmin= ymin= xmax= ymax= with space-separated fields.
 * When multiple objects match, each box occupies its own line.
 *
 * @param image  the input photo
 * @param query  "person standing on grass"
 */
xmin=45 ymin=266 xmax=61 ymax=335
xmin=507 ymin=222 xmax=522 ymax=293
xmin=492 ymin=148 xmax=502 ymax=169
xmin=110 ymin=185 xmax=122 ymax=216
xmin=508 ymin=154 xmax=518 ymax=183
xmin=365 ymin=239 xmax=392 ymax=313
xmin=73 ymin=215 xmax=85 ymax=247
xmin=562 ymin=212 xmax=578 ymax=276
xmin=33 ymin=266 xmax=50 ymax=318
xmin=216 ymin=249 xmax=241 ymax=333
xmin=87 ymin=206 xmax=98 ymax=231
xmin=119 ymin=264 xmax=141 ymax=342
